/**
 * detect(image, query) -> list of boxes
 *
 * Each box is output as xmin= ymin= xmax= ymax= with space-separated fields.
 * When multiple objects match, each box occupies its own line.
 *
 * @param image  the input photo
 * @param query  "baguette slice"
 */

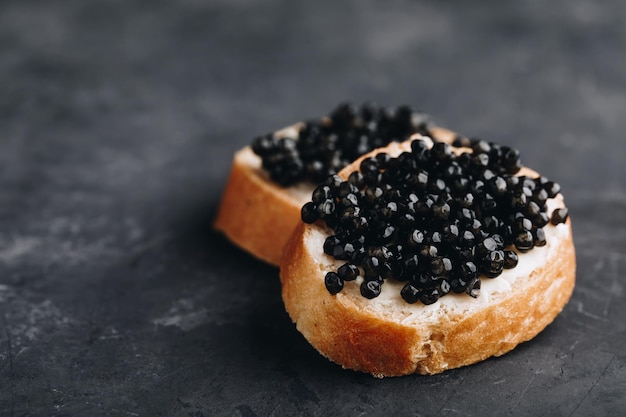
xmin=280 ymin=139 xmax=576 ymax=377
xmin=214 ymin=122 xmax=456 ymax=265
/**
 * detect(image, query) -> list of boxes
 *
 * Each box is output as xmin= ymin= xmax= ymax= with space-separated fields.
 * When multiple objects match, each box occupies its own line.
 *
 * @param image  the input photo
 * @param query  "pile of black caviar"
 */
xmin=251 ymin=102 xmax=431 ymax=186
xmin=301 ymin=137 xmax=570 ymax=305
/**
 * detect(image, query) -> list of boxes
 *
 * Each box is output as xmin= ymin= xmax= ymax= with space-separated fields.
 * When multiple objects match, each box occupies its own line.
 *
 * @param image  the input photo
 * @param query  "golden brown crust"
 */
xmin=425 ymin=225 xmax=576 ymax=373
xmin=281 ymin=224 xmax=422 ymax=376
xmin=281 ymin=215 xmax=575 ymax=377
xmin=429 ymin=126 xmax=458 ymax=144
xmin=214 ymin=147 xmax=303 ymax=265
xmin=214 ymin=129 xmax=455 ymax=266
xmin=280 ymin=138 xmax=576 ymax=377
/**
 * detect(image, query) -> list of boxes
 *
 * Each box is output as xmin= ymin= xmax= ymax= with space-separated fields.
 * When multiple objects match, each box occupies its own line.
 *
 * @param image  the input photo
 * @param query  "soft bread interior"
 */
xmin=236 ymin=146 xmax=318 ymax=204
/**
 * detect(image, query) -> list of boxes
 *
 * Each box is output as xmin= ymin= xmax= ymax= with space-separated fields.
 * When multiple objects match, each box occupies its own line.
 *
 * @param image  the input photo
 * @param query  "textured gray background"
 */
xmin=1 ymin=1 xmax=625 ymax=416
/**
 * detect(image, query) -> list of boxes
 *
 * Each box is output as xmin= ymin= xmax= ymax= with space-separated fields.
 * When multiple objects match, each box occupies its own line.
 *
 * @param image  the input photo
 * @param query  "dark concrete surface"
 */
xmin=1 ymin=1 xmax=625 ymax=416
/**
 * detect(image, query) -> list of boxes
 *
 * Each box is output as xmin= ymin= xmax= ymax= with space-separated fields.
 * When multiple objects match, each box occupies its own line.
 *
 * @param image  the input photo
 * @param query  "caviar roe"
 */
xmin=251 ymin=102 xmax=431 ymax=186
xmin=300 ymin=137 xmax=568 ymax=304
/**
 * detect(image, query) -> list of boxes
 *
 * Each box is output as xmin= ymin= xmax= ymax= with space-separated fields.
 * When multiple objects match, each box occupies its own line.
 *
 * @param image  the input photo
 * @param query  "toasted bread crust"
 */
xmin=214 ymin=147 xmax=304 ymax=265
xmin=429 ymin=126 xmax=458 ymax=144
xmin=280 ymin=138 xmax=576 ymax=377
xmin=281 ymin=222 xmax=575 ymax=376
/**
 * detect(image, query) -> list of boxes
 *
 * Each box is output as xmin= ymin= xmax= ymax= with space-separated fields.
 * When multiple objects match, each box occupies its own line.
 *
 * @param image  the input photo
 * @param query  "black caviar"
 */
xmin=251 ymin=102 xmax=432 ymax=186
xmin=301 ymin=137 xmax=567 ymax=304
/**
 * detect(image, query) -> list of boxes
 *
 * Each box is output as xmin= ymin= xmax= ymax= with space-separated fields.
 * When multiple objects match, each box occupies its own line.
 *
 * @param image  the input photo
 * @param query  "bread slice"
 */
xmin=280 ymin=140 xmax=576 ymax=377
xmin=214 ymin=125 xmax=310 ymax=265
xmin=214 ymin=125 xmax=456 ymax=266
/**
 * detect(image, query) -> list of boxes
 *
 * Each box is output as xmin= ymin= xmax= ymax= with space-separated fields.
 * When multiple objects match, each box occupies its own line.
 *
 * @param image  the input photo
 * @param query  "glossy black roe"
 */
xmin=514 ymin=230 xmax=534 ymax=252
xmin=551 ymin=208 xmax=569 ymax=225
xmin=544 ymin=181 xmax=561 ymax=198
xmin=302 ymin=133 xmax=566 ymax=304
xmin=533 ymin=228 xmax=547 ymax=247
xmin=325 ymin=272 xmax=344 ymax=294
xmin=252 ymin=102 xmax=433 ymax=187
xmin=503 ymin=250 xmax=519 ymax=269
xmin=301 ymin=202 xmax=318 ymax=224
xmin=466 ymin=277 xmax=481 ymax=298
xmin=451 ymin=136 xmax=472 ymax=148
xmin=338 ymin=263 xmax=360 ymax=281
xmin=401 ymin=283 xmax=421 ymax=303
xmin=420 ymin=287 xmax=440 ymax=305
xmin=361 ymin=279 xmax=382 ymax=299
xmin=481 ymin=250 xmax=505 ymax=278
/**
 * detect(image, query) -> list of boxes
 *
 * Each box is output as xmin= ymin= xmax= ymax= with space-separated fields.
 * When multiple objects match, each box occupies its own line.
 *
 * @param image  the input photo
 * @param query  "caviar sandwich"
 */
xmin=280 ymin=137 xmax=576 ymax=377
xmin=214 ymin=103 xmax=456 ymax=265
